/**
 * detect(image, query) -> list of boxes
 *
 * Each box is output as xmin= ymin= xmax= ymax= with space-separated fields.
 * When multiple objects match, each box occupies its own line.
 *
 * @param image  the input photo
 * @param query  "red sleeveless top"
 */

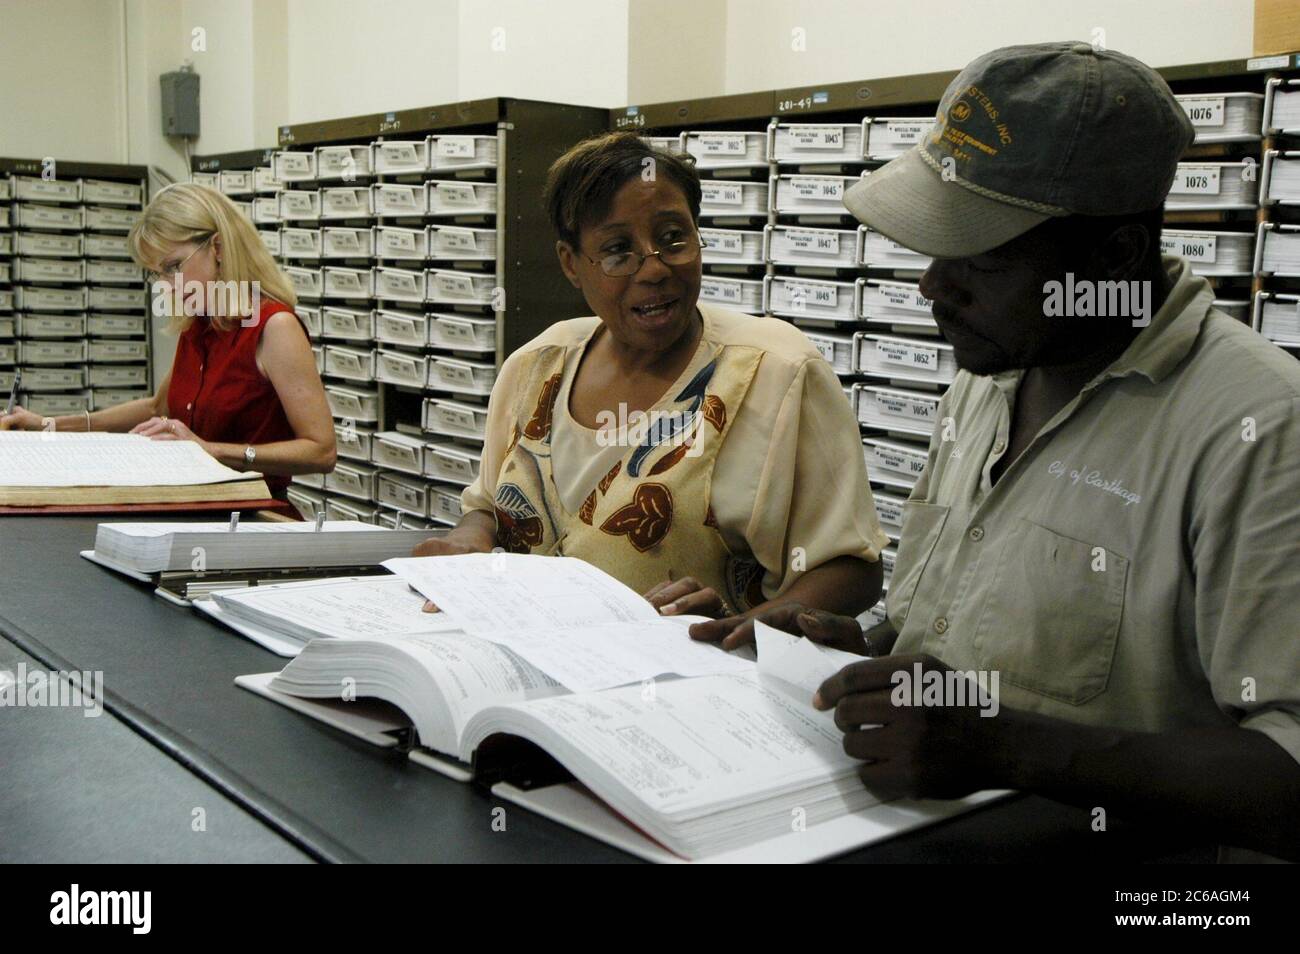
xmin=167 ymin=298 xmax=302 ymax=496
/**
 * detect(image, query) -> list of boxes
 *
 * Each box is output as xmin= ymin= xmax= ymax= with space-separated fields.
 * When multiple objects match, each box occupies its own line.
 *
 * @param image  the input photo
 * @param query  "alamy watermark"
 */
xmin=151 ymin=278 xmax=262 ymax=325
xmin=1043 ymin=273 xmax=1151 ymax=327
xmin=890 ymin=663 xmax=1000 ymax=718
xmin=0 ymin=663 xmax=103 ymax=717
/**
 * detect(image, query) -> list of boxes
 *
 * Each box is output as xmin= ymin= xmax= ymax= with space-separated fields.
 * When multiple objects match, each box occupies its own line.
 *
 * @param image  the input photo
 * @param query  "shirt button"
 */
xmin=934 ymin=617 xmax=948 ymax=634
xmin=969 ymin=526 xmax=984 ymax=541
xmin=993 ymin=440 xmax=1006 ymax=454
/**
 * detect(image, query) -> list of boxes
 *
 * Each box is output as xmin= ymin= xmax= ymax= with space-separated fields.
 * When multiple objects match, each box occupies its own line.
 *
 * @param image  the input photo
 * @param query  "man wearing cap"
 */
xmin=694 ymin=41 xmax=1300 ymax=859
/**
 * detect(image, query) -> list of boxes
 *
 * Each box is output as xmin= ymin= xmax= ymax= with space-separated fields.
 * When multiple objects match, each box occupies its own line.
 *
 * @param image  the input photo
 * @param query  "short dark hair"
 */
xmin=543 ymin=132 xmax=702 ymax=249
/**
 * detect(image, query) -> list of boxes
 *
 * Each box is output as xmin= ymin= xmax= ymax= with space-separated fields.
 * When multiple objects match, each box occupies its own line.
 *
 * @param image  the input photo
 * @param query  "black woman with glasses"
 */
xmin=0 ymin=182 xmax=335 ymax=498
xmin=413 ymin=132 xmax=886 ymax=641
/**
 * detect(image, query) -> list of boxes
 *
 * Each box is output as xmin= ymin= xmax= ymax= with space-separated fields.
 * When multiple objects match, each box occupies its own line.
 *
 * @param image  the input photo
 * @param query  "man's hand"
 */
xmin=814 ymin=653 xmax=1002 ymax=801
xmin=687 ymin=601 xmax=872 ymax=653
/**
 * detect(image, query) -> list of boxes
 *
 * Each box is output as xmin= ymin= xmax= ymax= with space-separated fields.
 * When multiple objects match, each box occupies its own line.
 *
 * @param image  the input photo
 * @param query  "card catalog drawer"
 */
xmin=219 ymin=170 xmax=253 ymax=195
xmin=0 ymin=317 xmax=14 ymax=337
xmin=16 ymin=286 xmax=88 ymax=311
xmin=375 ymin=308 xmax=430 ymax=347
xmin=22 ymin=365 xmax=87 ymax=390
xmin=376 ymin=509 xmax=434 ymax=530
xmin=323 ymin=266 xmax=373 ymax=299
xmin=324 ymin=344 xmax=376 ymax=381
xmin=863 ymin=437 xmax=930 ymax=491
xmin=322 ymin=227 xmax=373 ymax=258
xmin=81 ymin=178 xmax=142 ymax=205
xmin=429 ymin=483 xmax=465 ymax=525
xmin=252 ymin=196 xmax=281 ymax=224
xmin=375 ymin=348 xmax=428 ymax=387
xmin=372 ymin=183 xmax=428 ymax=217
xmin=1166 ymin=161 xmax=1258 ymax=210
xmin=326 ymin=460 xmax=378 ymax=502
xmin=320 ymin=187 xmax=374 ymax=220
xmin=699 ymin=276 xmax=763 ymax=312
xmin=293 ymin=472 xmax=327 ymax=490
xmin=371 ymin=139 xmax=430 ymax=174
xmin=428 ymin=355 xmax=496 ymax=394
xmin=91 ymin=387 xmax=149 ymax=409
xmin=315 ymin=145 xmax=372 ymax=181
xmin=88 ymin=286 xmax=146 ymax=311
xmin=803 ymin=331 xmax=855 ymax=375
xmin=281 ymin=227 xmax=323 ymax=259
xmin=285 ymin=266 xmax=324 ymax=299
xmin=423 ymin=441 xmax=482 ymax=485
xmin=321 ymin=306 xmax=374 ymax=340
xmin=13 ymin=175 xmax=81 ymax=203
xmin=13 ymin=257 xmax=85 ymax=283
xmin=334 ymin=421 xmax=375 ymax=462
xmin=0 ymin=234 xmax=9 ymax=256
xmin=18 ymin=313 xmax=87 ymax=337
xmin=373 ymin=266 xmax=426 ymax=303
xmin=0 ymin=293 xmax=11 ymax=314
xmin=0 ymin=206 xmax=7 ymax=228
xmin=856 ymin=384 xmax=941 ymax=437
xmin=429 ymin=135 xmax=499 ymax=171
xmin=88 ymin=339 xmax=148 ymax=363
xmin=88 ymin=364 xmax=147 ymax=387
xmin=287 ymin=486 xmax=328 ymax=521
xmin=773 ymin=174 xmax=866 ymax=214
xmin=864 ymin=117 xmax=936 ymax=160
xmin=191 ymin=172 xmax=219 ymax=188
xmin=859 ymin=279 xmax=934 ymax=327
xmin=325 ymin=496 xmax=377 ymax=522
xmin=14 ymin=204 xmax=83 ymax=231
xmin=273 ymin=150 xmax=317 ymax=182
xmin=84 ymin=206 xmax=141 ymax=232
xmin=700 ymin=228 xmax=764 ymax=266
xmin=278 ymin=190 xmax=321 ymax=221
xmin=860 ymin=229 xmax=932 ymax=271
xmin=767 ymin=225 xmax=859 ymax=268
xmin=856 ymin=334 xmax=956 ymax=385
xmin=685 ymin=131 xmax=768 ymax=169
xmin=254 ymin=165 xmax=281 ymax=193
xmin=375 ymin=471 xmax=431 ymax=517
xmin=87 ymin=313 xmax=146 ymax=336
xmin=312 ymin=344 xmax=323 ymax=372
xmin=84 ymin=234 xmax=130 ymax=258
xmin=1164 ymin=229 xmax=1254 ymax=277
xmin=15 ymin=231 xmax=82 ymax=257
xmin=20 ymin=339 xmax=88 ymax=364
xmin=25 ymin=391 xmax=92 ymax=414
xmin=427 ymin=224 xmax=496 ymax=260
xmin=764 ymin=275 xmax=855 ymax=321
xmin=0 ymin=343 xmax=17 ymax=365
xmin=428 ymin=180 xmax=496 ymax=216
xmin=423 ymin=397 xmax=489 ymax=439
xmin=371 ymin=430 xmax=427 ymax=475
xmin=374 ymin=226 xmax=428 ymax=260
xmin=426 ymin=269 xmax=495 ymax=305
xmin=296 ymin=304 xmax=322 ymax=336
xmin=324 ymin=384 xmax=379 ymax=422
xmin=1177 ymin=91 xmax=1264 ymax=144
xmin=772 ymin=122 xmax=867 ymax=164
xmin=259 ymin=229 xmax=282 ymax=255
xmin=0 ymin=175 xmax=10 ymax=200
xmin=86 ymin=259 xmax=143 ymax=284
xmin=430 ymin=313 xmax=495 ymax=351
xmin=700 ymin=179 xmax=768 ymax=216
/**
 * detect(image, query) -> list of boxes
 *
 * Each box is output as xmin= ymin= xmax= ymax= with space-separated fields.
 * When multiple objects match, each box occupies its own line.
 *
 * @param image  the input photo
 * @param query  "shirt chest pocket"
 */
xmin=972 ymin=518 xmax=1129 ymax=705
xmin=886 ymin=502 xmax=950 ymax=628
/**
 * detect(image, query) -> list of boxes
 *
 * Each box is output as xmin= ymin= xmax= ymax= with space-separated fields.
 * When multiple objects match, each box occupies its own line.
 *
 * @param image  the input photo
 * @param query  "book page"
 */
xmin=0 ymin=433 xmax=257 ymax=487
xmin=214 ymin=576 xmax=463 ymax=640
xmin=383 ymin=553 xmax=660 ymax=635
xmin=473 ymin=617 xmax=753 ymax=693
xmin=754 ymin=620 xmax=867 ymax=701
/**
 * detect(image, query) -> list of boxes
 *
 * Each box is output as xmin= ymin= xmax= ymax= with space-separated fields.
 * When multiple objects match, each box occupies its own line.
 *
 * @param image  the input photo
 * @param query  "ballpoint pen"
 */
xmin=4 ymin=368 xmax=20 ymax=416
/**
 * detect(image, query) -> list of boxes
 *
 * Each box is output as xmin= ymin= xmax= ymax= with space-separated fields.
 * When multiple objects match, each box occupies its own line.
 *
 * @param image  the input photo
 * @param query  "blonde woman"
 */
xmin=0 ymin=183 xmax=335 ymax=497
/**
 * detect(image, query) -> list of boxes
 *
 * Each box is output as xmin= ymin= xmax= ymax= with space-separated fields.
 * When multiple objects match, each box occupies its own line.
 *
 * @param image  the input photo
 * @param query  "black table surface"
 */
xmin=0 ymin=514 xmax=1215 ymax=863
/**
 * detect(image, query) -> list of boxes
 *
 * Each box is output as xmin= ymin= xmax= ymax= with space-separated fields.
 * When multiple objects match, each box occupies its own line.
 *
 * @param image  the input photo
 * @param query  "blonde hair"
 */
xmin=128 ymin=182 xmax=297 ymax=333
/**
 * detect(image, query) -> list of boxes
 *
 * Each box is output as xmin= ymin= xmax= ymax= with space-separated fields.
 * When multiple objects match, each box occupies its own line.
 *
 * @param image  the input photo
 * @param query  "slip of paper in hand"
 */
xmin=754 ymin=619 xmax=867 ymax=701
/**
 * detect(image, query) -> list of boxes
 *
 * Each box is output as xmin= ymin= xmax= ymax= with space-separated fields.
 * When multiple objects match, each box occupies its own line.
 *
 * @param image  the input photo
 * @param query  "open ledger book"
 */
xmin=234 ymin=553 xmax=1006 ymax=861
xmin=0 ymin=432 xmax=269 ymax=506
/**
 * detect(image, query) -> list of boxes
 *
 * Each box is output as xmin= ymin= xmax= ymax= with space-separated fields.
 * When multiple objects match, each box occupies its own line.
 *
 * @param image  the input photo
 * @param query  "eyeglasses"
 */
xmin=584 ymin=234 xmax=707 ymax=278
xmin=146 ymin=233 xmax=214 ymax=284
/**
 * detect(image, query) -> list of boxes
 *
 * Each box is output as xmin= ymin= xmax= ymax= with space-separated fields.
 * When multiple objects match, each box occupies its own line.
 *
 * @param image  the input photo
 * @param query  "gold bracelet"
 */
xmin=84 ymin=409 xmax=92 ymax=432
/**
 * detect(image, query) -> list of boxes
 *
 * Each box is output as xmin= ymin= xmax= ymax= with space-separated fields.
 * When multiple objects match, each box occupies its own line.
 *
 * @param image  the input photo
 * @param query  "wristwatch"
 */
xmin=243 ymin=445 xmax=257 ymax=468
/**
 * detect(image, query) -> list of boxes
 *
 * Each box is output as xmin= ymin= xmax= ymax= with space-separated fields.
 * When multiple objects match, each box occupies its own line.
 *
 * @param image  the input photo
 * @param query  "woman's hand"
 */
xmin=131 ymin=416 xmax=216 ymax=457
xmin=687 ymin=601 xmax=872 ymax=654
xmin=643 ymin=576 xmax=732 ymax=619
xmin=0 ymin=406 xmax=47 ymax=431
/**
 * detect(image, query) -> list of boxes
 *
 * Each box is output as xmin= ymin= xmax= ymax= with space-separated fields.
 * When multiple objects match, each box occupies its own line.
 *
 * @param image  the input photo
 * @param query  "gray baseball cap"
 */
xmin=842 ymin=41 xmax=1196 ymax=258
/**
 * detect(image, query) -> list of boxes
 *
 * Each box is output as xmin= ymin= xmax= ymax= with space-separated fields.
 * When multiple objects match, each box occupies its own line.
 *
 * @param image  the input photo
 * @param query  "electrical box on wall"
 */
xmin=160 ymin=69 xmax=200 ymax=138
